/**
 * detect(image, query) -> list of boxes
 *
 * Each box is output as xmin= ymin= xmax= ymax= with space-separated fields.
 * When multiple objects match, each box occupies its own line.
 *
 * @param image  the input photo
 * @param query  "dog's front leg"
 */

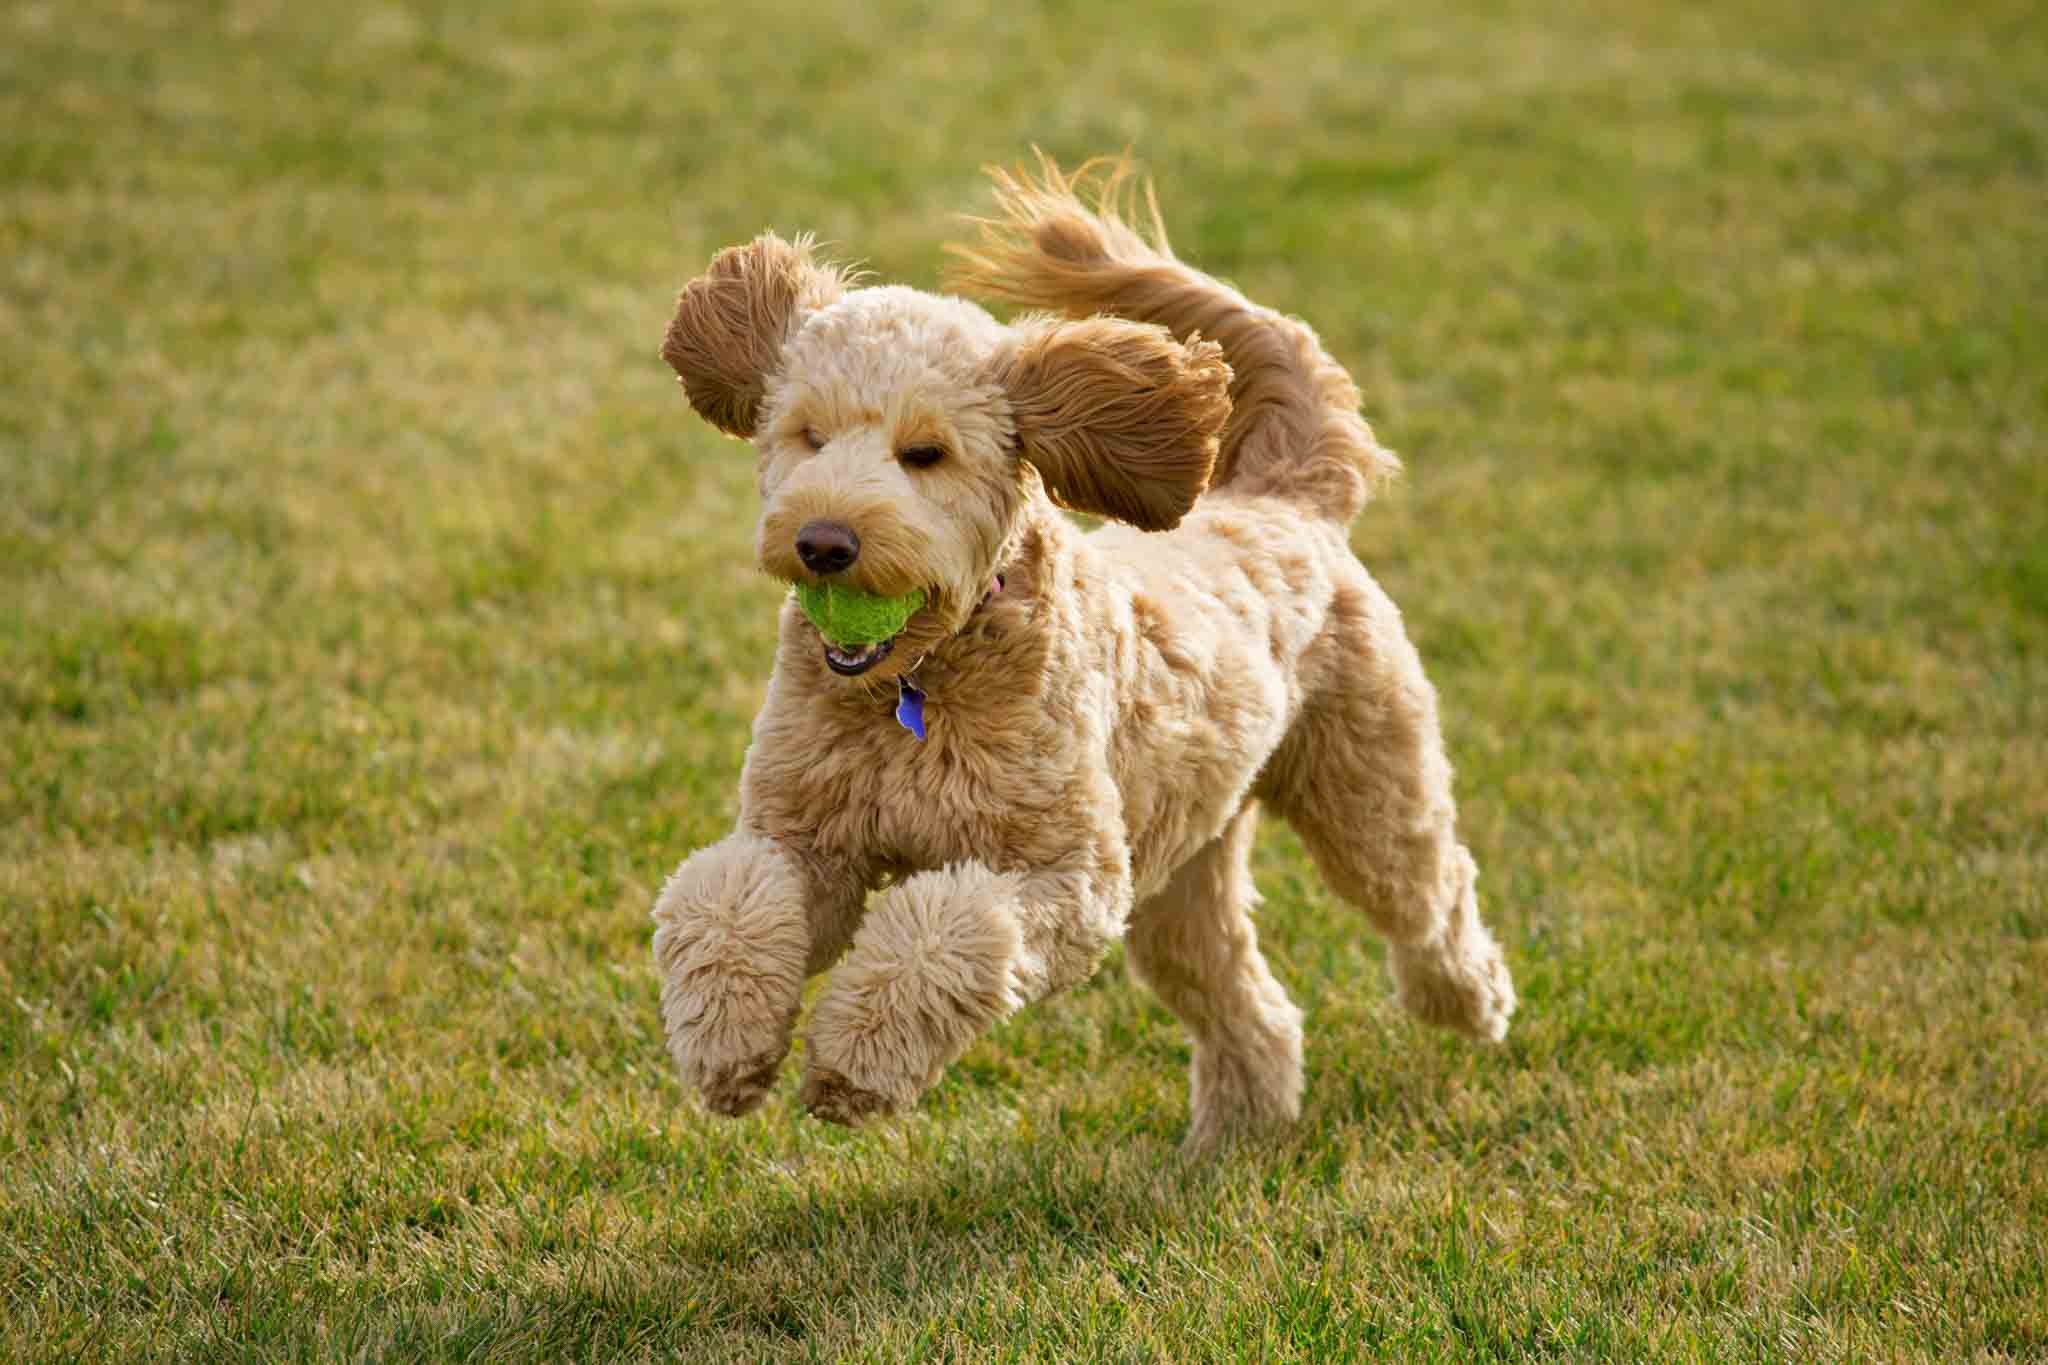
xmin=650 ymin=832 xmax=860 ymax=1116
xmin=798 ymin=860 xmax=1125 ymax=1125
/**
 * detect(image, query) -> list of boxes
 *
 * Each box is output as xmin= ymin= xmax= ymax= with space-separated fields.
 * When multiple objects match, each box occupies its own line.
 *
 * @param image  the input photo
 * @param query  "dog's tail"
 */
xmin=945 ymin=154 xmax=1397 ymax=524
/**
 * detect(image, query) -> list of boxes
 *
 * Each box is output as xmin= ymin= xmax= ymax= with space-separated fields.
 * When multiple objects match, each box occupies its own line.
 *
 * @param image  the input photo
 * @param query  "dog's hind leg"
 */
xmin=1125 ymin=803 xmax=1305 ymax=1157
xmin=1258 ymin=578 xmax=1516 ymax=1043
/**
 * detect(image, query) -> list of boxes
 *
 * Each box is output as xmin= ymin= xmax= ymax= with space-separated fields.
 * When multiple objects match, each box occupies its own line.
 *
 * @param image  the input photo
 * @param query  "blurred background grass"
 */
xmin=3 ymin=0 xmax=2044 ymax=1359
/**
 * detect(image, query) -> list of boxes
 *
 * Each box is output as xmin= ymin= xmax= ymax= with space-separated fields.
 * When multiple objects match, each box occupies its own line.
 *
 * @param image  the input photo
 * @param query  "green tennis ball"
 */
xmin=793 ymin=582 xmax=927 ymax=646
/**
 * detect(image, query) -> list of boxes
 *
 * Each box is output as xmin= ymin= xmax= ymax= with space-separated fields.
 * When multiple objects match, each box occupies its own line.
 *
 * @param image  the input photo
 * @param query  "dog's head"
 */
xmin=662 ymin=233 xmax=1230 ymax=681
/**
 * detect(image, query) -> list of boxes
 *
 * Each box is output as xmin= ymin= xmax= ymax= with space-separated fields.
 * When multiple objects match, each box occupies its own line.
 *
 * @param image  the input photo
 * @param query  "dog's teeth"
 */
xmin=826 ymin=641 xmax=886 ymax=668
xmin=820 ymin=632 xmax=896 ymax=676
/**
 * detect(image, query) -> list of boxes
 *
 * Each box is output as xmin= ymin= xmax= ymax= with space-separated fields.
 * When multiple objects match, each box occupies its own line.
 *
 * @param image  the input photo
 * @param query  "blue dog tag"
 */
xmin=895 ymin=678 xmax=927 ymax=740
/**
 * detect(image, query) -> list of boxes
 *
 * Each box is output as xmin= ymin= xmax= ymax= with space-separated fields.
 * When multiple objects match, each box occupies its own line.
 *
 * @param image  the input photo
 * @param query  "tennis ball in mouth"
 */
xmin=792 ymin=582 xmax=927 ymax=647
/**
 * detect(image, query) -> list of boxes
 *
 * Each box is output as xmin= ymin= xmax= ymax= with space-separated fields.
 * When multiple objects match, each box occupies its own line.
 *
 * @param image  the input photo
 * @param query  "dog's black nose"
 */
xmin=795 ymin=520 xmax=860 ymax=575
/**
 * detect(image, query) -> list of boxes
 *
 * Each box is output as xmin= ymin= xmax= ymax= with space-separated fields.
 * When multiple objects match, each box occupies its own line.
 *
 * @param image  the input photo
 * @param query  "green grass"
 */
xmin=4 ymin=0 xmax=2045 ymax=1359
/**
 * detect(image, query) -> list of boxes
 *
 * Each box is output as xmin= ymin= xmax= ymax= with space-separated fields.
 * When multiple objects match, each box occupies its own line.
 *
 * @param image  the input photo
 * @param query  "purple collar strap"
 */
xmin=895 ymin=573 xmax=1003 ymax=741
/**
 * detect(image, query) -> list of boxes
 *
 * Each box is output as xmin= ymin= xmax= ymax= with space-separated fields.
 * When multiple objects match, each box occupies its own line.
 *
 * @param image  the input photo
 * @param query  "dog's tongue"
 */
xmin=794 ymin=582 xmax=926 ymax=647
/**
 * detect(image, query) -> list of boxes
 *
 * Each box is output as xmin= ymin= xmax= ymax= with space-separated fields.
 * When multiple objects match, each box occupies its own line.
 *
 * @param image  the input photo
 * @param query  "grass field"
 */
xmin=4 ymin=0 xmax=2046 ymax=1359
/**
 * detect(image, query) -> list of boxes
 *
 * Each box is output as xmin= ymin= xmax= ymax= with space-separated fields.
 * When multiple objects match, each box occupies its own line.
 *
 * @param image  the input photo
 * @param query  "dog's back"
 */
xmin=954 ymin=162 xmax=1518 ymax=1109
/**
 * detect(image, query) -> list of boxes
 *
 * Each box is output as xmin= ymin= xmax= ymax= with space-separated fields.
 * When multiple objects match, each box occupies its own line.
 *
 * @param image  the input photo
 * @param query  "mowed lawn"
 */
xmin=4 ymin=0 xmax=2045 ymax=1359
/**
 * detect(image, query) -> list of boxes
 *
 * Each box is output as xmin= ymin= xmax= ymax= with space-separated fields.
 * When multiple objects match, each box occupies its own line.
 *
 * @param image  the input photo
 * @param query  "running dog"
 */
xmin=651 ymin=158 xmax=1515 ymax=1154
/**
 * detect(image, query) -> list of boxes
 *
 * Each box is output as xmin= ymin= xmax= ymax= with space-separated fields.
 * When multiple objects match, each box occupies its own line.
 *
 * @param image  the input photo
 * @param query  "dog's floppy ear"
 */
xmin=991 ymin=316 xmax=1230 ymax=531
xmin=661 ymin=233 xmax=847 ymax=438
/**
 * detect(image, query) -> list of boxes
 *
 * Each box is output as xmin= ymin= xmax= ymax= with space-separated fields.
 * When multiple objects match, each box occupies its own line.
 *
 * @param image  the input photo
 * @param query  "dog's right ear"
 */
xmin=661 ymin=233 xmax=847 ymax=438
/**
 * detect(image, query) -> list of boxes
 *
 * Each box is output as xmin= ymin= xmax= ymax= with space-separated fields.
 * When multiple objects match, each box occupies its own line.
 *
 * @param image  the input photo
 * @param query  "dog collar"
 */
xmin=894 ymin=677 xmax=928 ymax=740
xmin=895 ymin=573 xmax=1003 ymax=741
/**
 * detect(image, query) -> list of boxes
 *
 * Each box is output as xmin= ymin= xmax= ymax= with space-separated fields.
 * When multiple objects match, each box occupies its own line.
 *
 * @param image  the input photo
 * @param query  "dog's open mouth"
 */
xmin=821 ymin=634 xmax=897 ymax=676
xmin=794 ymin=581 xmax=929 ymax=678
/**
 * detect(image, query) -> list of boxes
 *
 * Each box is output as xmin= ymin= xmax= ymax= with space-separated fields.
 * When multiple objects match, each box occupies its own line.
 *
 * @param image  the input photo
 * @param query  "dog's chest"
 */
xmin=764 ymin=687 xmax=1073 ymax=877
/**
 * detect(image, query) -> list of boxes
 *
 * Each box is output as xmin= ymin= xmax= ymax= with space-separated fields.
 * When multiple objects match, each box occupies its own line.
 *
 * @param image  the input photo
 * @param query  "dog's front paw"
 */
xmin=798 ymin=870 xmax=1025 ymax=1122
xmin=797 ymin=1066 xmax=899 ymax=1127
xmin=651 ymin=834 xmax=815 ymax=1117
xmin=696 ymin=1044 xmax=790 ymax=1118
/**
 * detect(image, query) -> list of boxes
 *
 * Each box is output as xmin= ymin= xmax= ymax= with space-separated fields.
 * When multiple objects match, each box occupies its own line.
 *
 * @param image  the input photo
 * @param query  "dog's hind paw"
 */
xmin=798 ymin=1067 xmax=898 ymax=1127
xmin=1390 ymin=930 xmax=1517 ymax=1044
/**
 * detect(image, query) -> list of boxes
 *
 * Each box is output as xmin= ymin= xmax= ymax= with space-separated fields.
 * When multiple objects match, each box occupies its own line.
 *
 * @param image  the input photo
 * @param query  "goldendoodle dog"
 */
xmin=652 ymin=158 xmax=1515 ymax=1154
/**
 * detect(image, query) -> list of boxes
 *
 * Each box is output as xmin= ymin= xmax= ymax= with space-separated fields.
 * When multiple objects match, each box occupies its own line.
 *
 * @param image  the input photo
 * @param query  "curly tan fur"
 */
xmin=650 ymin=157 xmax=1515 ymax=1156
xmin=995 ymin=316 xmax=1228 ymax=531
xmin=661 ymin=232 xmax=850 ymax=437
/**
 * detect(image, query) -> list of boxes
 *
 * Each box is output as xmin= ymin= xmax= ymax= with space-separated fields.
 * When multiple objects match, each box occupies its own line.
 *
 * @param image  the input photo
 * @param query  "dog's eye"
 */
xmin=899 ymin=445 xmax=946 ymax=469
xmin=801 ymin=428 xmax=826 ymax=451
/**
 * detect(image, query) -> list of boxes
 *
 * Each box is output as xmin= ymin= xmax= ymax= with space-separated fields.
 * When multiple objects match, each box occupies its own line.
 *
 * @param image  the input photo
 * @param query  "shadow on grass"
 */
xmin=552 ymin=1068 xmax=1547 ymax=1355
xmin=441 ymin=1124 xmax=1230 ymax=1359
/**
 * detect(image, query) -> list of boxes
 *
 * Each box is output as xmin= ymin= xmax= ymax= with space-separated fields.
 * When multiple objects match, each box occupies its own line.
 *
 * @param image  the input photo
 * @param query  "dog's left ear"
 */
xmin=662 ymin=233 xmax=848 ymax=438
xmin=991 ymin=316 xmax=1230 ymax=531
